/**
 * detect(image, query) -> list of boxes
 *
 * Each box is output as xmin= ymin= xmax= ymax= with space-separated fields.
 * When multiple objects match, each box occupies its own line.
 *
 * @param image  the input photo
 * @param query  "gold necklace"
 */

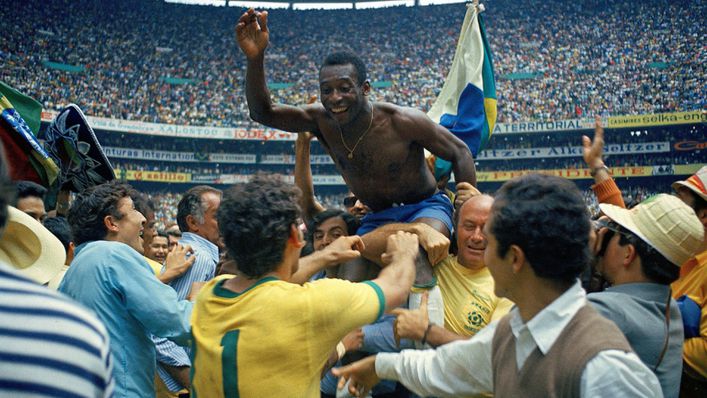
xmin=339 ymin=107 xmax=374 ymax=159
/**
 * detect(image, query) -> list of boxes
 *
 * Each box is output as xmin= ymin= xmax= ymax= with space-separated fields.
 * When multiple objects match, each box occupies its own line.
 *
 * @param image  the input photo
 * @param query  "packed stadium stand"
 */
xmin=2 ymin=0 xmax=704 ymax=223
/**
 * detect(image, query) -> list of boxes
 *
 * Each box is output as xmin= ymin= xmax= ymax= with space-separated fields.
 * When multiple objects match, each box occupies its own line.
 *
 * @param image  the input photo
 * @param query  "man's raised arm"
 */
xmin=236 ymin=9 xmax=319 ymax=133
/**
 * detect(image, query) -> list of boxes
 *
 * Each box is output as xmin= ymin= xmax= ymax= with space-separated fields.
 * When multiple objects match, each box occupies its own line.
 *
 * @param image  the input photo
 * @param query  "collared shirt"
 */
xmin=59 ymin=241 xmax=192 ymax=398
xmin=589 ymin=283 xmax=683 ymax=398
xmin=155 ymin=232 xmax=219 ymax=391
xmin=376 ymin=281 xmax=663 ymax=398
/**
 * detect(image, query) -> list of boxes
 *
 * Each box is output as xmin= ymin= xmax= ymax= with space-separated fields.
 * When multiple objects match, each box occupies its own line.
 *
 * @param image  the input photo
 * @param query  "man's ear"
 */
xmin=288 ymin=224 xmax=306 ymax=249
xmin=623 ymin=243 xmax=637 ymax=267
xmin=509 ymin=244 xmax=526 ymax=274
xmin=361 ymin=81 xmax=371 ymax=96
xmin=104 ymin=214 xmax=119 ymax=233
xmin=185 ymin=214 xmax=198 ymax=233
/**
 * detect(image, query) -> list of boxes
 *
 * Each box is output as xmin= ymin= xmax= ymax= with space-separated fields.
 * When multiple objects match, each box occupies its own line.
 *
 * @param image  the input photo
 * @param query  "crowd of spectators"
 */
xmin=2 ymin=0 xmax=703 ymax=128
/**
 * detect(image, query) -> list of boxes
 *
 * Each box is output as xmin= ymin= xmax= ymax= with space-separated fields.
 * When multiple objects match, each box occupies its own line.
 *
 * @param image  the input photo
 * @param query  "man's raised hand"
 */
xmin=381 ymin=231 xmax=420 ymax=265
xmin=235 ymin=9 xmax=269 ymax=59
xmin=582 ymin=116 xmax=606 ymax=169
xmin=391 ymin=291 xmax=430 ymax=346
xmin=414 ymin=224 xmax=450 ymax=265
xmin=321 ymin=235 xmax=365 ymax=264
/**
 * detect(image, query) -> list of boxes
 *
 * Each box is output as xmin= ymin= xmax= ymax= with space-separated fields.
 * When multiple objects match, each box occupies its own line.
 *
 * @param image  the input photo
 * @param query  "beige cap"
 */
xmin=0 ymin=206 xmax=66 ymax=284
xmin=599 ymin=194 xmax=704 ymax=267
xmin=672 ymin=166 xmax=707 ymax=202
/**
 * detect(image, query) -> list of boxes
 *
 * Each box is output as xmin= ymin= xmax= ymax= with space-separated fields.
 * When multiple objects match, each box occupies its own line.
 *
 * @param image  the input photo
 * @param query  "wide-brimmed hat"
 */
xmin=0 ymin=206 xmax=66 ymax=284
xmin=599 ymin=194 xmax=704 ymax=267
xmin=672 ymin=166 xmax=707 ymax=202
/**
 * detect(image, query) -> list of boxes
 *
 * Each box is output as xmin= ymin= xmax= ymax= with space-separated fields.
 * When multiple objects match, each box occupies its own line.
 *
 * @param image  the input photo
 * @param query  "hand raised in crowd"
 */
xmin=381 ymin=231 xmax=420 ymax=265
xmin=454 ymin=182 xmax=481 ymax=210
xmin=413 ymin=224 xmax=449 ymax=266
xmin=320 ymin=235 xmax=365 ymax=265
xmin=236 ymin=8 xmax=269 ymax=59
xmin=392 ymin=291 xmax=429 ymax=347
xmin=582 ymin=117 xmax=606 ymax=169
xmin=159 ymin=244 xmax=195 ymax=283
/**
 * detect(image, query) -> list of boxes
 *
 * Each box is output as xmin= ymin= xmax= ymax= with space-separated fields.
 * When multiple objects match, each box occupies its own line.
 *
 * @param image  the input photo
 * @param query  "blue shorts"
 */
xmin=356 ymin=191 xmax=454 ymax=235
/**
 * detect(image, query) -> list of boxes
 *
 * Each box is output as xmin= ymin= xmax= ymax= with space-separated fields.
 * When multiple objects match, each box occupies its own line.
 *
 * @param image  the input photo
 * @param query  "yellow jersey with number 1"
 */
xmin=190 ymin=275 xmax=384 ymax=397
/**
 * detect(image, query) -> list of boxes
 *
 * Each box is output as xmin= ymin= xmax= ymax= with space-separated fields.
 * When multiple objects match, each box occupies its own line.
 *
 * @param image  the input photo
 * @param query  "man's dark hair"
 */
xmin=683 ymin=189 xmax=707 ymax=213
xmin=617 ymin=232 xmax=679 ymax=285
xmin=166 ymin=228 xmax=182 ymax=238
xmin=155 ymin=230 xmax=169 ymax=240
xmin=0 ymin=142 xmax=15 ymax=229
xmin=177 ymin=185 xmax=222 ymax=233
xmin=218 ymin=174 xmax=301 ymax=279
xmin=43 ymin=216 xmax=72 ymax=252
xmin=132 ymin=193 xmax=155 ymax=219
xmin=15 ymin=180 xmax=47 ymax=201
xmin=491 ymin=174 xmax=591 ymax=283
xmin=306 ymin=208 xmax=359 ymax=245
xmin=68 ymin=181 xmax=138 ymax=246
xmin=320 ymin=52 xmax=368 ymax=85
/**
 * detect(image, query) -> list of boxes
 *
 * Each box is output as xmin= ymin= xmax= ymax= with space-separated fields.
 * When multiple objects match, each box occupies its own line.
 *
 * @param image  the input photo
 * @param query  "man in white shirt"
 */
xmin=334 ymin=173 xmax=663 ymax=397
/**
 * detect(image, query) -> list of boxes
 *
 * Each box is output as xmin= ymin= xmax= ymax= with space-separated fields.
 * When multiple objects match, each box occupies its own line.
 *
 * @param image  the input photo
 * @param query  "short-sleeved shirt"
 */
xmin=435 ymin=256 xmax=513 ymax=336
xmin=191 ymin=275 xmax=384 ymax=397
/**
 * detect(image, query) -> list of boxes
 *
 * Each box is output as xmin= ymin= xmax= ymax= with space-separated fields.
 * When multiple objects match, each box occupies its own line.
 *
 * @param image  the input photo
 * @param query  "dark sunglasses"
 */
xmin=594 ymin=219 xmax=630 ymax=257
xmin=343 ymin=196 xmax=358 ymax=208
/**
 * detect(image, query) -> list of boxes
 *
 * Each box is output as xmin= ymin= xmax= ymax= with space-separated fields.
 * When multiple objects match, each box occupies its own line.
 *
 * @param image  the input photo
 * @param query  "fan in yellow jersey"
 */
xmin=393 ymin=195 xmax=513 ymax=347
xmin=190 ymin=174 xmax=419 ymax=397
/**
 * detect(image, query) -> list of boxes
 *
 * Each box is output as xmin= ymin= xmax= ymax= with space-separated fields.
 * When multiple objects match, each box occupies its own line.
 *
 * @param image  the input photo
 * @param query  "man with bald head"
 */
xmin=393 ymin=194 xmax=514 ymax=347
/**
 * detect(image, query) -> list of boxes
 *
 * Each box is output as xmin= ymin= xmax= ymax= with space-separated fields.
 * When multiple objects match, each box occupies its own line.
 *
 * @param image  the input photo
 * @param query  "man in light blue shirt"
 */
xmin=59 ymin=181 xmax=192 ymax=398
xmin=155 ymin=185 xmax=221 ymax=393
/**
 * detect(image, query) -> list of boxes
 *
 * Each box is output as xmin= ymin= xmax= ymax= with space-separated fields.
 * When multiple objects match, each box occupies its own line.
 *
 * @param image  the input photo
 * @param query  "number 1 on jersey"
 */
xmin=221 ymin=329 xmax=240 ymax=397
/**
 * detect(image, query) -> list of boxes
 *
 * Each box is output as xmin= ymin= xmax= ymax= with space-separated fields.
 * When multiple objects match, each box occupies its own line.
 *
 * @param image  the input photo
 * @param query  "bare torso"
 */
xmin=313 ymin=102 xmax=437 ymax=212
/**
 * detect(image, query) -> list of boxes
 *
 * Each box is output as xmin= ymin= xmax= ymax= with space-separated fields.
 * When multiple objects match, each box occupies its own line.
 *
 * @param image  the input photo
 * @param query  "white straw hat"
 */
xmin=599 ymin=194 xmax=704 ymax=267
xmin=0 ymin=206 xmax=66 ymax=284
xmin=672 ymin=166 xmax=707 ymax=202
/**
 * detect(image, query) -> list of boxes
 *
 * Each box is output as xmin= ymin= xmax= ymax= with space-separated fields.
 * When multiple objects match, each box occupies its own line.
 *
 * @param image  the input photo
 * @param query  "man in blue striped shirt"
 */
xmin=0 ymin=143 xmax=114 ymax=398
xmin=155 ymin=185 xmax=221 ymax=395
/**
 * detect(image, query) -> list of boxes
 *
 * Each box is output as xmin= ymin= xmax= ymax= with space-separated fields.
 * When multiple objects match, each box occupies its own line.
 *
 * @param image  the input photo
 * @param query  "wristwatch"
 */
xmin=590 ymin=165 xmax=610 ymax=177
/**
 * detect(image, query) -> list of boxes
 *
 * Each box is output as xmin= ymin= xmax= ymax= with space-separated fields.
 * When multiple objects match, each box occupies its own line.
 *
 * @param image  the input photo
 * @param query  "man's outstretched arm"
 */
xmin=236 ymin=8 xmax=319 ymax=132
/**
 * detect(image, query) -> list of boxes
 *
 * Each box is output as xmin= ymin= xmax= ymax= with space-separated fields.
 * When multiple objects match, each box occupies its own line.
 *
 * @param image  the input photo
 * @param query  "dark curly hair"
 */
xmin=491 ymin=174 xmax=591 ymax=283
xmin=218 ymin=174 xmax=301 ymax=279
xmin=320 ymin=51 xmax=368 ymax=85
xmin=43 ymin=216 xmax=72 ymax=252
xmin=68 ymin=181 xmax=138 ymax=246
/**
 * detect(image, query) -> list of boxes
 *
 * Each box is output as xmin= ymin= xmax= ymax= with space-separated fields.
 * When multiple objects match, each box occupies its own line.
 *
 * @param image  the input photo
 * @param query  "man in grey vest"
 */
xmin=589 ymin=194 xmax=704 ymax=398
xmin=333 ymin=174 xmax=662 ymax=397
